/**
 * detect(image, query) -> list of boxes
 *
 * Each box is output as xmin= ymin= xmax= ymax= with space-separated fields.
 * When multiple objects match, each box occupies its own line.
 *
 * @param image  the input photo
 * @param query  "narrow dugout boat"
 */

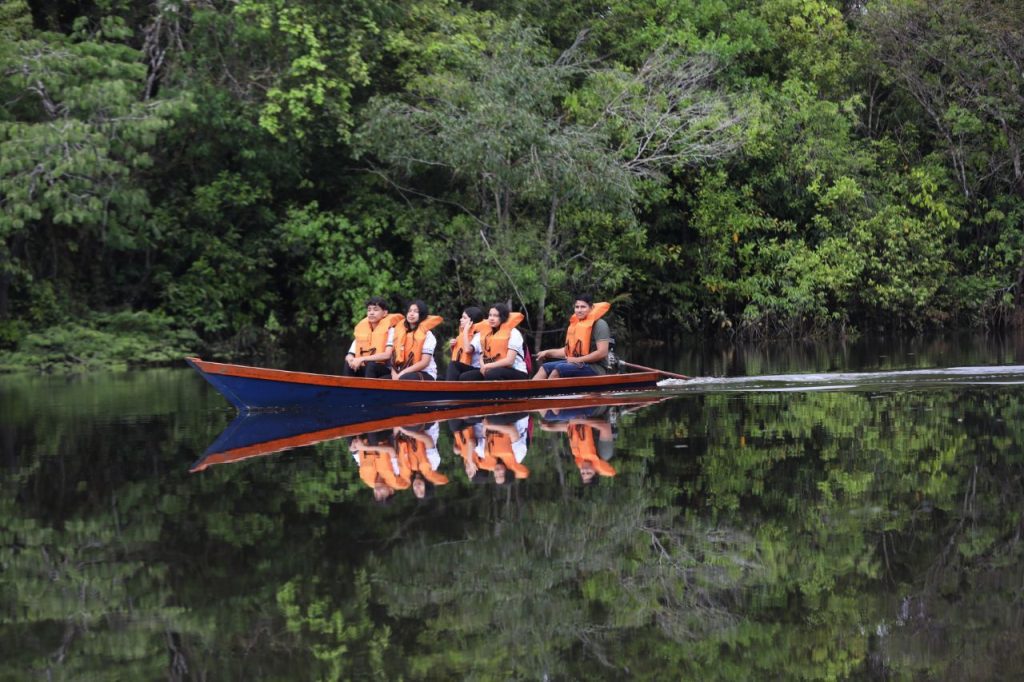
xmin=186 ymin=357 xmax=661 ymax=413
xmin=191 ymin=394 xmax=665 ymax=472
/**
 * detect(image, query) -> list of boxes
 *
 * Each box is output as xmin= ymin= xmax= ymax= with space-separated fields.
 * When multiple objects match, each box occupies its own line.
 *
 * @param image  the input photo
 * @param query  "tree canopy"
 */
xmin=2 ymin=0 xmax=1024 ymax=365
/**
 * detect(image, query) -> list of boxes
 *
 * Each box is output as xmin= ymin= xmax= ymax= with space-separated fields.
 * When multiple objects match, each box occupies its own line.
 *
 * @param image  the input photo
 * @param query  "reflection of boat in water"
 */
xmin=186 ymin=357 xmax=660 ymax=412
xmin=191 ymin=395 xmax=664 ymax=472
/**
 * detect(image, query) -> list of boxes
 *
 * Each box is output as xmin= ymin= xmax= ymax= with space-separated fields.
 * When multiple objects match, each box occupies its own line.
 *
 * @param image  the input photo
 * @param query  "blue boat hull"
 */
xmin=187 ymin=357 xmax=662 ymax=413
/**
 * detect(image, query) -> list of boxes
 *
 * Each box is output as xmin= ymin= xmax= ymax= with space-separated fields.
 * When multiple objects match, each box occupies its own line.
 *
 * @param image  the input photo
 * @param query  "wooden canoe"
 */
xmin=186 ymin=357 xmax=661 ymax=412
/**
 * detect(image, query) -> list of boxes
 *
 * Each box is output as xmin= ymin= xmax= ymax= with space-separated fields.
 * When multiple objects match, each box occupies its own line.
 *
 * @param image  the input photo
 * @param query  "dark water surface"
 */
xmin=3 ymin=335 xmax=1024 ymax=680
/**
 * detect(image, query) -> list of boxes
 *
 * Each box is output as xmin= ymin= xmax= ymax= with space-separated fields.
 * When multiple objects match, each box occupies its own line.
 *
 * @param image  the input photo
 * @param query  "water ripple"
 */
xmin=657 ymin=365 xmax=1024 ymax=393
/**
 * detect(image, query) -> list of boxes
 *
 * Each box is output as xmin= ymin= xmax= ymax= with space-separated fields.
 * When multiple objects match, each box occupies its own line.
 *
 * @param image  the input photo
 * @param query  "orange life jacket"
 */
xmin=568 ymin=423 xmax=616 ymax=477
xmin=396 ymin=432 xmax=449 ymax=486
xmin=481 ymin=312 xmax=524 ymax=364
xmin=453 ymin=426 xmax=477 ymax=462
xmin=358 ymin=450 xmax=411 ymax=490
xmin=393 ymin=315 xmax=444 ymax=370
xmin=450 ymin=328 xmax=478 ymax=366
xmin=565 ymin=302 xmax=610 ymax=359
xmin=481 ymin=430 xmax=530 ymax=479
xmin=353 ymin=313 xmax=404 ymax=357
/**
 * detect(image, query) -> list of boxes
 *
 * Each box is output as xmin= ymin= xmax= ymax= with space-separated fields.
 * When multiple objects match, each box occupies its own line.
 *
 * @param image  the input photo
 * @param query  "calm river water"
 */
xmin=3 ymin=334 xmax=1024 ymax=680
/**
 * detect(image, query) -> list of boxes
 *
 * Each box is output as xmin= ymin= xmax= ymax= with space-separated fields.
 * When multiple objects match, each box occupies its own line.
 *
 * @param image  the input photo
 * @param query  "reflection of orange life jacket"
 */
xmin=393 ymin=316 xmax=444 ymax=370
xmin=453 ymin=427 xmax=477 ymax=464
xmin=358 ymin=450 xmax=411 ymax=489
xmin=396 ymin=432 xmax=448 ymax=486
xmin=353 ymin=314 xmax=404 ymax=357
xmin=564 ymin=302 xmax=610 ymax=359
xmin=481 ymin=430 xmax=530 ymax=479
xmin=569 ymin=423 xmax=616 ymax=477
xmin=481 ymin=312 xmax=524 ymax=364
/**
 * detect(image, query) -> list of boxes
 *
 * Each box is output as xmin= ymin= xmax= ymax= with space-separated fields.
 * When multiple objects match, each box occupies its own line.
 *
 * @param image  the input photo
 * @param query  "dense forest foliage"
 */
xmin=2 ymin=0 xmax=1023 ymax=366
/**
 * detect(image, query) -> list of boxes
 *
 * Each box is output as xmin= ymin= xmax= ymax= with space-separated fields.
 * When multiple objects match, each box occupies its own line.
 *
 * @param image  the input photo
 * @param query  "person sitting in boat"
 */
xmin=458 ymin=303 xmax=529 ymax=381
xmin=540 ymin=407 xmax=616 ymax=485
xmin=391 ymin=300 xmax=444 ymax=381
xmin=445 ymin=306 xmax=485 ymax=380
xmin=533 ymin=295 xmax=611 ymax=380
xmin=394 ymin=423 xmax=448 ymax=499
xmin=477 ymin=413 xmax=530 ymax=484
xmin=343 ymin=296 xmax=404 ymax=378
xmin=350 ymin=430 xmax=410 ymax=503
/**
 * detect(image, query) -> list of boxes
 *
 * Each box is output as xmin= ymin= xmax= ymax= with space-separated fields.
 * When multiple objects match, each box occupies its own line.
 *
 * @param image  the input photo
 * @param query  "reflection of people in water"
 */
xmin=449 ymin=418 xmax=488 ymax=482
xmin=540 ymin=407 xmax=616 ymax=484
xmin=395 ymin=422 xmax=447 ymax=498
xmin=478 ymin=413 xmax=530 ymax=484
xmin=350 ymin=430 xmax=410 ymax=502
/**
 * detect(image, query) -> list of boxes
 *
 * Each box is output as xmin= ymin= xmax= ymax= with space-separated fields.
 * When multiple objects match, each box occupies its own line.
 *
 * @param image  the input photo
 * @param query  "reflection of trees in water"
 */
xmin=369 ymin=468 xmax=761 ymax=678
xmin=670 ymin=389 xmax=1024 ymax=679
xmin=3 ymin=381 xmax=1024 ymax=678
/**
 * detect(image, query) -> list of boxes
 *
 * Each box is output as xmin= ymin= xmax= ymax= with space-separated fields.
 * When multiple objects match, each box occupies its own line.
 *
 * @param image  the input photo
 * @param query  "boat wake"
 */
xmin=657 ymin=365 xmax=1024 ymax=393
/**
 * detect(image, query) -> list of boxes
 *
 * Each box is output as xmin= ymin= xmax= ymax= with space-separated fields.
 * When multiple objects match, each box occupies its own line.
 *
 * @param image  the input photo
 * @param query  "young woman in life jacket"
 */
xmin=533 ymin=294 xmax=611 ymax=380
xmin=457 ymin=303 xmax=529 ymax=381
xmin=391 ymin=300 xmax=443 ymax=381
xmin=445 ymin=306 xmax=484 ymax=380
xmin=394 ymin=423 xmax=447 ymax=499
xmin=478 ymin=413 xmax=530 ymax=484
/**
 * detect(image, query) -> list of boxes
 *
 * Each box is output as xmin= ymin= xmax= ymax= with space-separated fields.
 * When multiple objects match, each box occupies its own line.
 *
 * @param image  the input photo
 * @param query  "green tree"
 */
xmin=0 ymin=3 xmax=185 ymax=321
xmin=356 ymin=21 xmax=745 ymax=344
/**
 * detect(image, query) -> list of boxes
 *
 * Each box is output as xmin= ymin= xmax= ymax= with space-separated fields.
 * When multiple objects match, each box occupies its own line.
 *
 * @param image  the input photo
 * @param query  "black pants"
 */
xmin=458 ymin=367 xmax=529 ymax=381
xmin=395 ymin=371 xmax=434 ymax=381
xmin=446 ymin=360 xmax=474 ymax=381
xmin=342 ymin=361 xmax=390 ymax=379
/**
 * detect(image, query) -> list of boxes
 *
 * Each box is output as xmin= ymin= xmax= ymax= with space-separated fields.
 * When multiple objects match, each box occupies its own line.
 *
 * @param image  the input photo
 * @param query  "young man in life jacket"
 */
xmin=533 ymin=294 xmax=611 ymax=380
xmin=343 ymin=296 xmax=403 ymax=378
xmin=539 ymin=407 xmax=616 ymax=485
xmin=349 ymin=430 xmax=409 ymax=503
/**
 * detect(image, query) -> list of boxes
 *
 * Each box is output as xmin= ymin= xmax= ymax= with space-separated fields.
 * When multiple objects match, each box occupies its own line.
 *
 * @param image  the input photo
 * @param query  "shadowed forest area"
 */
xmin=2 ymin=0 xmax=1023 ymax=369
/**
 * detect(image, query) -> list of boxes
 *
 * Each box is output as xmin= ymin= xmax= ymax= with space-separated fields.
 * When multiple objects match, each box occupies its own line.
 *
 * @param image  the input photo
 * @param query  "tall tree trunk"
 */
xmin=534 ymin=195 xmax=559 ymax=350
xmin=0 ymin=266 xmax=9 ymax=319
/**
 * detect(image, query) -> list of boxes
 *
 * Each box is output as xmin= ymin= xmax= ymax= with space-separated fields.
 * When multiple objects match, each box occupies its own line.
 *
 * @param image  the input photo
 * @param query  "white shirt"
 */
xmin=347 ymin=326 xmax=395 ymax=357
xmin=475 ymin=416 xmax=529 ymax=461
xmin=425 ymin=422 xmax=441 ymax=468
xmin=471 ymin=328 xmax=527 ymax=373
xmin=466 ymin=331 xmax=482 ymax=368
xmin=420 ymin=331 xmax=437 ymax=378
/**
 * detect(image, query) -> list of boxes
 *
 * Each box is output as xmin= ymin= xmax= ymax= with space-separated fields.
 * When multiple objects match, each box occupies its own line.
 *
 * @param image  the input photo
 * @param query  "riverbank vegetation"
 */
xmin=2 ymin=0 xmax=1022 ymax=369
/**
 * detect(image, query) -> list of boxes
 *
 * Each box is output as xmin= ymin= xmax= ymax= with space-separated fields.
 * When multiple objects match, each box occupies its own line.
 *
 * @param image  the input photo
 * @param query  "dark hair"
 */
xmin=364 ymin=430 xmax=393 ymax=447
xmin=463 ymin=306 xmax=484 ymax=324
xmin=366 ymin=296 xmax=388 ymax=310
xmin=573 ymin=293 xmax=594 ymax=306
xmin=492 ymin=464 xmax=512 ymax=486
xmin=405 ymin=299 xmax=429 ymax=330
xmin=490 ymin=303 xmax=510 ymax=324
xmin=407 ymin=299 xmax=429 ymax=318
xmin=412 ymin=473 xmax=435 ymax=500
